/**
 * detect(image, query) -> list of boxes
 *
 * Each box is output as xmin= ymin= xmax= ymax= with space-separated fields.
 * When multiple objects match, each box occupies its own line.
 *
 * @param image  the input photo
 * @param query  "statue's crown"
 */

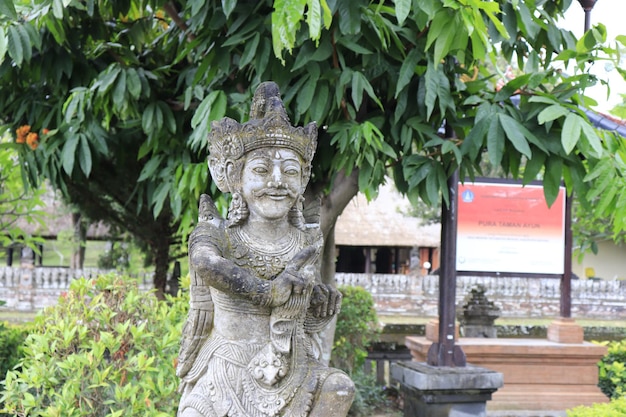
xmin=207 ymin=82 xmax=317 ymax=193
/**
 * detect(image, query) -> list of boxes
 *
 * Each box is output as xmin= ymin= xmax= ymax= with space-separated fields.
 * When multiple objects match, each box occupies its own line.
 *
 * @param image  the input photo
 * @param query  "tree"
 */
xmin=1 ymin=0 xmax=623 ymax=293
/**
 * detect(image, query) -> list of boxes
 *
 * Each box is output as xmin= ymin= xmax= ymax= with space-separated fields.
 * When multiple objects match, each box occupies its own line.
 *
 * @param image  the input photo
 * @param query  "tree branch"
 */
xmin=163 ymin=2 xmax=196 ymax=41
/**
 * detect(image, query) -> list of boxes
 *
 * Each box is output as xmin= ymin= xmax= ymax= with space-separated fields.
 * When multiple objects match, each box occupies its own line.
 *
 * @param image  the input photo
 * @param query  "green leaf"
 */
xmin=522 ymin=151 xmax=546 ymax=184
xmin=192 ymin=91 xmax=223 ymax=129
xmin=561 ymin=113 xmax=581 ymax=154
xmin=351 ymin=71 xmax=382 ymax=110
xmin=0 ymin=28 xmax=8 ymax=62
xmin=337 ymin=0 xmax=362 ymax=35
xmin=7 ymin=26 xmax=24 ymax=67
xmin=78 ymin=134 xmax=92 ymax=177
xmin=543 ymin=158 xmax=562 ymax=206
xmin=297 ymin=71 xmax=319 ymax=117
xmin=152 ymin=182 xmax=171 ymax=218
xmin=460 ymin=116 xmax=489 ymax=160
xmin=126 ymin=68 xmax=141 ymax=100
xmin=96 ymin=66 xmax=121 ymax=95
xmin=336 ymin=37 xmax=373 ymax=55
xmin=537 ymin=105 xmax=569 ymax=125
xmin=499 ymin=114 xmax=531 ymax=158
xmin=433 ymin=17 xmax=456 ymax=64
xmin=142 ymin=103 xmax=156 ymax=134
xmin=441 ymin=140 xmax=462 ymax=162
xmin=0 ymin=0 xmax=17 ymax=20
xmin=271 ymin=0 xmax=307 ymax=61
xmin=138 ymin=156 xmax=163 ymax=182
xmin=307 ymin=0 xmax=322 ymax=41
xmin=309 ymin=82 xmax=329 ymax=122
xmin=487 ymin=116 xmax=504 ymax=167
xmin=425 ymin=9 xmax=449 ymax=51
xmin=112 ymin=69 xmax=127 ymax=110
xmin=62 ymin=134 xmax=80 ymax=175
xmin=222 ymin=0 xmax=237 ymax=17
xmin=52 ymin=0 xmax=64 ymax=19
xmin=580 ymin=121 xmax=603 ymax=157
xmin=394 ymin=0 xmax=410 ymax=25
xmin=395 ymin=48 xmax=420 ymax=98
xmin=239 ymin=32 xmax=260 ymax=68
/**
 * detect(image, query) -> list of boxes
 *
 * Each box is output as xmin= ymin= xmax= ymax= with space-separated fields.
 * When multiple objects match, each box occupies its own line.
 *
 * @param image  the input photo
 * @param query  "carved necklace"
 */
xmin=229 ymin=226 xmax=302 ymax=279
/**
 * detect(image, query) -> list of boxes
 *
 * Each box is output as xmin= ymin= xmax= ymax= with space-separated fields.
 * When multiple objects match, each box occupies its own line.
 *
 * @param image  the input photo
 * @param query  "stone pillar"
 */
xmin=17 ymin=246 xmax=35 ymax=311
xmin=391 ymin=361 xmax=503 ymax=417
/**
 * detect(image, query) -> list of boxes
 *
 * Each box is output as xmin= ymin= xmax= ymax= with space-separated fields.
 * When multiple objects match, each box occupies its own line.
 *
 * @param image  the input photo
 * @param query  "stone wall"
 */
xmin=0 ymin=267 xmax=153 ymax=311
xmin=336 ymin=273 xmax=626 ymax=319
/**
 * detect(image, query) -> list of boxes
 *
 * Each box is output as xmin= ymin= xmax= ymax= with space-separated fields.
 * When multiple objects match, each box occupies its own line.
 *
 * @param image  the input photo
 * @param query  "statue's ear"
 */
xmin=224 ymin=160 xmax=242 ymax=193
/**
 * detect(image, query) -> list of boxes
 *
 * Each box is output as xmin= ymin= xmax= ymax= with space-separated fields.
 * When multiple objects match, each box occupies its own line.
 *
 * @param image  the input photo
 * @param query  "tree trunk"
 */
xmin=152 ymin=236 xmax=170 ymax=300
xmin=71 ymin=212 xmax=86 ymax=269
xmin=317 ymin=169 xmax=360 ymax=286
xmin=311 ymin=170 xmax=359 ymax=364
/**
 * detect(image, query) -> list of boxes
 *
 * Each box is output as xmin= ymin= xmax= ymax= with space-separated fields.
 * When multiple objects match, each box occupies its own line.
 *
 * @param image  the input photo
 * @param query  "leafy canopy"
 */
xmin=1 ymin=0 xmax=626 ymax=277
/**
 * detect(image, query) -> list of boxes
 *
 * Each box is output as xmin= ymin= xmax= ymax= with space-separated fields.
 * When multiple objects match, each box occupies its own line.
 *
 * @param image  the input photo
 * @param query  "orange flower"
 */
xmin=16 ymin=125 xmax=30 ymax=144
xmin=42 ymin=128 xmax=50 ymax=134
xmin=26 ymin=132 xmax=39 ymax=150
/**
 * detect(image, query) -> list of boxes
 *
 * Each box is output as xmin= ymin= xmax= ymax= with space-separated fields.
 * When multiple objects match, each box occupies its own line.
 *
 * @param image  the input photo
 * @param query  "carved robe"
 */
xmin=177 ymin=202 xmax=336 ymax=417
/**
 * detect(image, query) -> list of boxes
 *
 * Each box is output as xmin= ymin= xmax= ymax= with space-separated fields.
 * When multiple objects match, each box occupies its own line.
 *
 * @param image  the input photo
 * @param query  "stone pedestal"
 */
xmin=547 ymin=317 xmax=584 ymax=344
xmin=406 ymin=336 xmax=609 ymax=412
xmin=391 ymin=361 xmax=503 ymax=417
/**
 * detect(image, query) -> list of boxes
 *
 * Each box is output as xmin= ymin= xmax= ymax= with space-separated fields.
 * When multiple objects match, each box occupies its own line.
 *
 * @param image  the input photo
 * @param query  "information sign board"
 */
xmin=456 ymin=181 xmax=566 ymax=275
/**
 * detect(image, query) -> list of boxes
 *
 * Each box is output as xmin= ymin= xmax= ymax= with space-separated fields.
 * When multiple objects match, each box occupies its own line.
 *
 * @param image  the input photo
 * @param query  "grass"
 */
xmin=378 ymin=314 xmax=626 ymax=328
xmin=1 ymin=237 xmax=162 ymax=271
xmin=0 ymin=311 xmax=37 ymax=323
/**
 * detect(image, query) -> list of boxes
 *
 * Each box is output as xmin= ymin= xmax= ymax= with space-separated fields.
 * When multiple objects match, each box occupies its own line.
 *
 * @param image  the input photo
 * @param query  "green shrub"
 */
xmin=0 ymin=274 xmax=188 ymax=417
xmin=598 ymin=339 xmax=626 ymax=399
xmin=0 ymin=321 xmax=29 ymax=379
xmin=567 ymin=397 xmax=626 ymax=417
xmin=349 ymin=370 xmax=396 ymax=417
xmin=331 ymin=285 xmax=380 ymax=375
xmin=331 ymin=285 xmax=387 ymax=416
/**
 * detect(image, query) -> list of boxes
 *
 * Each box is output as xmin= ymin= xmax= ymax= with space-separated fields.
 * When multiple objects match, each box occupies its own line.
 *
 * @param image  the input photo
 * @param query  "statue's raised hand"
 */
xmin=270 ymin=246 xmax=317 ymax=307
xmin=309 ymin=284 xmax=342 ymax=318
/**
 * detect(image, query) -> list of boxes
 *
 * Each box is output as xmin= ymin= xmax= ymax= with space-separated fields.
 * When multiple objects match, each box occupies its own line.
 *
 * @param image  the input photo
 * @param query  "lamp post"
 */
xmin=577 ymin=0 xmax=598 ymax=32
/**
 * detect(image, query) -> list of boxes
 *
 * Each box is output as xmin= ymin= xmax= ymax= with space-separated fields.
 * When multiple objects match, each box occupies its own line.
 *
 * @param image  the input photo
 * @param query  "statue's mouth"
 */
xmin=254 ymin=188 xmax=296 ymax=200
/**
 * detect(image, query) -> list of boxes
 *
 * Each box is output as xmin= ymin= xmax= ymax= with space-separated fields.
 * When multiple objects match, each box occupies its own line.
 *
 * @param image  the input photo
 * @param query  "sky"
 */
xmin=557 ymin=1 xmax=626 ymax=114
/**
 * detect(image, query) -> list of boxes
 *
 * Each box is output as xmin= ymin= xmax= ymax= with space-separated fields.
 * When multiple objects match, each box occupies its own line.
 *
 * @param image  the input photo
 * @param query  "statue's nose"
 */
xmin=270 ymin=165 xmax=283 ymax=185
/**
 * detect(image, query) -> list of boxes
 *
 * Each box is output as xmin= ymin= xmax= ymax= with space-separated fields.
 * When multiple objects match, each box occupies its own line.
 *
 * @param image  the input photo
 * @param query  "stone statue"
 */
xmin=176 ymin=82 xmax=355 ymax=417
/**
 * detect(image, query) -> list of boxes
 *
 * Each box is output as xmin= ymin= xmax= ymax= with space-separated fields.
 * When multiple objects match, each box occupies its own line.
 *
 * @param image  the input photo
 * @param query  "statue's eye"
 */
xmin=252 ymin=166 xmax=269 ymax=174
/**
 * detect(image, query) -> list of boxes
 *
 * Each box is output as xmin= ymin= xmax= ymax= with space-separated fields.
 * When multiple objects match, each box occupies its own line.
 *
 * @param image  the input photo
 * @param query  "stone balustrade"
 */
xmin=2 ymin=268 xmax=626 ymax=318
xmin=0 ymin=267 xmax=154 ymax=311
xmin=335 ymin=273 xmax=626 ymax=319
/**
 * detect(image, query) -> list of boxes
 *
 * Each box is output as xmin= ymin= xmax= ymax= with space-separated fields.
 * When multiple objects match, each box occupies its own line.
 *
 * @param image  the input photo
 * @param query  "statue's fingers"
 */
xmin=327 ymin=287 xmax=339 ymax=316
xmin=319 ymin=284 xmax=330 ymax=317
xmin=334 ymin=289 xmax=343 ymax=314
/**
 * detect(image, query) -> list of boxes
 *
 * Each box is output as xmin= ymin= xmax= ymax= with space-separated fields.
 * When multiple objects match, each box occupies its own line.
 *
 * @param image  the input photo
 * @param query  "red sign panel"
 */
xmin=457 ymin=181 xmax=566 ymax=274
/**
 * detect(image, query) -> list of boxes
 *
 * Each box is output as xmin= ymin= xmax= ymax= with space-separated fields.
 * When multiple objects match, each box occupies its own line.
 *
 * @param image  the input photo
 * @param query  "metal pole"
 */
xmin=427 ymin=126 xmax=466 ymax=367
xmin=561 ymin=193 xmax=573 ymax=318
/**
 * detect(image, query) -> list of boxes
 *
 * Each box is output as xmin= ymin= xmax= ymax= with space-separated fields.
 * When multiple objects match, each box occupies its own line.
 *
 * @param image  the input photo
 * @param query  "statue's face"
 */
xmin=241 ymin=147 xmax=303 ymax=221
